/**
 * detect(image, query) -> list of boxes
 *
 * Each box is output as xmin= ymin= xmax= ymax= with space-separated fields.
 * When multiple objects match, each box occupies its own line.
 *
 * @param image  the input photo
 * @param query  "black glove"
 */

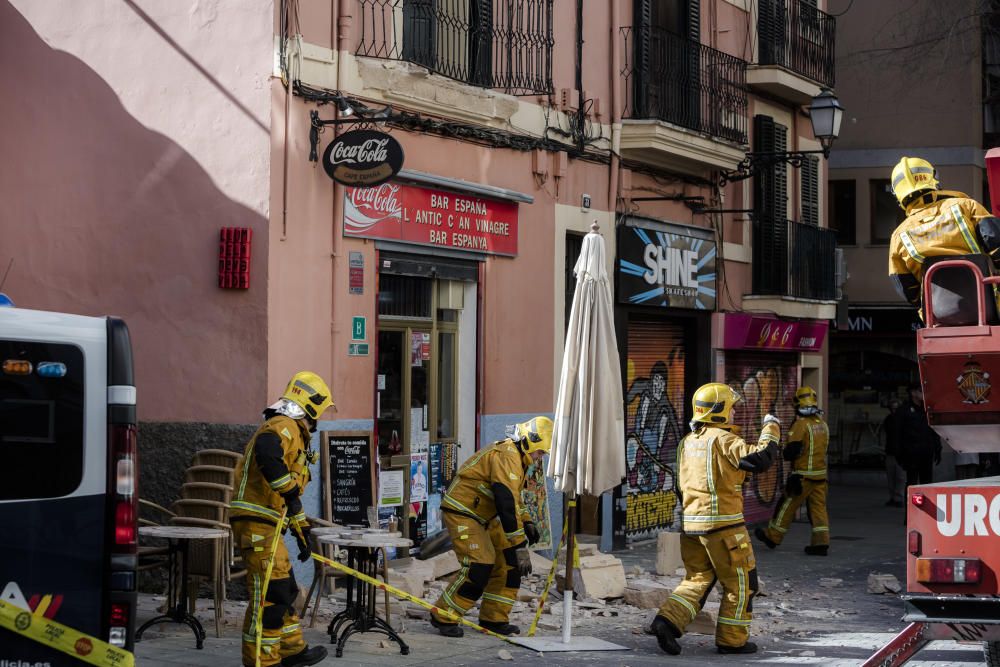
xmin=785 ymin=473 xmax=803 ymax=497
xmin=294 ymin=525 xmax=312 ymax=563
xmin=524 ymin=522 xmax=540 ymax=546
xmin=515 ymin=546 xmax=532 ymax=577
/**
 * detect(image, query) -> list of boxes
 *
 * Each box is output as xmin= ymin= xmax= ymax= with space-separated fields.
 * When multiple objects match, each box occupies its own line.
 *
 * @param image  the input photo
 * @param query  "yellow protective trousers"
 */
xmin=657 ymin=525 xmax=758 ymax=648
xmin=432 ymin=511 xmax=521 ymax=625
xmin=235 ymin=521 xmax=306 ymax=667
xmin=763 ymin=479 xmax=830 ymax=547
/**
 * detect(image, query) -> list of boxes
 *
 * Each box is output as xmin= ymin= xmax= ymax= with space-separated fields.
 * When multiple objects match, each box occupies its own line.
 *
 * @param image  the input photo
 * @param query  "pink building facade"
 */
xmin=2 ymin=0 xmax=836 ymax=547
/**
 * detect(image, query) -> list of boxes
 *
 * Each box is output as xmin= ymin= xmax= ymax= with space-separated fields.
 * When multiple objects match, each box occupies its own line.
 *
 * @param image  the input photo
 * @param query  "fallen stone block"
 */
xmin=818 ymin=577 xmax=843 ymax=588
xmin=426 ymin=550 xmax=461 ymax=579
xmin=867 ymin=573 xmax=901 ymax=594
xmin=558 ymin=553 xmax=627 ymax=599
xmin=530 ymin=551 xmax=553 ymax=573
xmin=623 ymin=580 xmax=672 ymax=609
xmin=386 ymin=569 xmax=425 ymax=598
xmin=687 ymin=609 xmax=717 ymax=635
xmin=656 ymin=532 xmax=683 ymax=576
xmin=404 ymin=604 xmax=430 ymax=620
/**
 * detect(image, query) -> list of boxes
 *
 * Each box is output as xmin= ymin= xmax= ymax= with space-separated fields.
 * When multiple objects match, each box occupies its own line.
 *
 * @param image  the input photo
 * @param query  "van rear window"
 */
xmin=0 ymin=340 xmax=85 ymax=499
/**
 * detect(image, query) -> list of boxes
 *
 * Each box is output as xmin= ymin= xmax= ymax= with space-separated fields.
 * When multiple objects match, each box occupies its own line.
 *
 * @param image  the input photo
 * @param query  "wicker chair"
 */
xmin=184 ymin=465 xmax=234 ymax=487
xmin=179 ymin=482 xmax=232 ymax=505
xmin=299 ymin=516 xmax=349 ymax=627
xmin=191 ymin=448 xmax=242 ymax=470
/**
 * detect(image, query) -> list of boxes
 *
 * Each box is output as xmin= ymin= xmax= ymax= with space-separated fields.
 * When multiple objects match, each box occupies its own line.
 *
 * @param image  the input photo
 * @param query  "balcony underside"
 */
xmin=742 ymin=294 xmax=837 ymax=320
xmin=619 ymin=120 xmax=747 ymax=177
xmin=747 ymin=64 xmax=822 ymax=106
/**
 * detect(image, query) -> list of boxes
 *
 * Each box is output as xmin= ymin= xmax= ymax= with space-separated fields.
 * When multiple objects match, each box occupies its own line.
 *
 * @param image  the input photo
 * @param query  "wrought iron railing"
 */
xmin=356 ymin=0 xmax=553 ymax=96
xmin=757 ymin=0 xmax=835 ymax=87
xmin=753 ymin=218 xmax=837 ymax=300
xmin=621 ymin=26 xmax=748 ymax=145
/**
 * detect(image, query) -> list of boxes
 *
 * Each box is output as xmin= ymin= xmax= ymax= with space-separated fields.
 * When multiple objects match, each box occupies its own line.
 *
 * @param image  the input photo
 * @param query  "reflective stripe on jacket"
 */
xmin=231 ymin=415 xmax=312 ymax=526
xmin=678 ymin=423 xmax=780 ymax=534
xmin=788 ymin=415 xmax=829 ymax=479
xmin=888 ymin=195 xmax=990 ymax=282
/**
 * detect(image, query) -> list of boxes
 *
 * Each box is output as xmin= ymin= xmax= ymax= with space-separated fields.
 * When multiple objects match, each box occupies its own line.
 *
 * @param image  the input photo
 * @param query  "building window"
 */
xmin=752 ymin=114 xmax=789 ymax=295
xmin=828 ymin=180 xmax=856 ymax=246
xmin=870 ymin=179 xmax=904 ymax=246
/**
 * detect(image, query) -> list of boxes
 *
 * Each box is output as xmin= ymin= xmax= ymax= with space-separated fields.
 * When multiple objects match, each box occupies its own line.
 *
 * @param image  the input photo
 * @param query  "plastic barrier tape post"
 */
xmin=0 ymin=599 xmax=135 ymax=667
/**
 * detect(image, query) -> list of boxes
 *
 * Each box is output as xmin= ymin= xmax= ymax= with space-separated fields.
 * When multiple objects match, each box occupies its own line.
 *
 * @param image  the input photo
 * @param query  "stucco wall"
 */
xmin=2 ymin=0 xmax=274 ymax=423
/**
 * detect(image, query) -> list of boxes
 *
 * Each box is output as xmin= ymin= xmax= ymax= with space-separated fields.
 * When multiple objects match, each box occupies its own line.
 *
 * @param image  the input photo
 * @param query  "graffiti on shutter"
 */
xmin=624 ymin=319 xmax=686 ymax=538
xmin=723 ymin=351 xmax=798 ymax=524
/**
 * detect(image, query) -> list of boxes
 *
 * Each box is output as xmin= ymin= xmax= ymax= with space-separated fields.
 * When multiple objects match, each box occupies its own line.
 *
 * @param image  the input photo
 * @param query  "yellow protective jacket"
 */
xmin=888 ymin=193 xmax=995 ymax=308
xmin=785 ymin=415 xmax=829 ymax=480
xmin=677 ymin=422 xmax=780 ymax=534
xmin=231 ymin=414 xmax=312 ymax=528
xmin=442 ymin=439 xmax=532 ymax=546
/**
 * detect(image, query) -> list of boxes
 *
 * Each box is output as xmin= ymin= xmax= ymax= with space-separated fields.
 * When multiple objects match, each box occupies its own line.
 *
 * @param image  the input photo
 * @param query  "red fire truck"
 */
xmin=863 ymin=149 xmax=1000 ymax=665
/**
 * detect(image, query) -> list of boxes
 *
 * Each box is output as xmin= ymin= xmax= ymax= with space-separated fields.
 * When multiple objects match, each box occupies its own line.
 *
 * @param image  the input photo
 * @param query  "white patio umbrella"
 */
xmin=518 ymin=221 xmax=625 ymax=653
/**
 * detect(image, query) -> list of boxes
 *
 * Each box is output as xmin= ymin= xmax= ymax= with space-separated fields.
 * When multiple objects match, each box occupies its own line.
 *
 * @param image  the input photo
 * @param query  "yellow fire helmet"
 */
xmin=793 ymin=386 xmax=819 ymax=410
xmin=691 ymin=382 xmax=741 ymax=426
xmin=281 ymin=371 xmax=334 ymax=421
xmin=891 ymin=157 xmax=939 ymax=211
xmin=510 ymin=416 xmax=554 ymax=456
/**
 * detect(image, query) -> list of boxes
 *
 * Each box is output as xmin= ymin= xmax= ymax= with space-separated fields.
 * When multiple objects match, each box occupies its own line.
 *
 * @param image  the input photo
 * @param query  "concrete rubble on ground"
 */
xmin=867 ymin=572 xmax=902 ymax=594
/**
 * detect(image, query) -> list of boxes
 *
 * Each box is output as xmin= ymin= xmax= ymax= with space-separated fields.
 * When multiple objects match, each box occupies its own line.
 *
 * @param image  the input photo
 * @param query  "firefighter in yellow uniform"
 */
xmin=429 ymin=417 xmax=552 ymax=637
xmin=652 ymin=384 xmax=781 ymax=656
xmin=887 ymin=156 xmax=1000 ymax=324
xmin=755 ymin=387 xmax=831 ymax=556
xmin=230 ymin=371 xmax=333 ymax=667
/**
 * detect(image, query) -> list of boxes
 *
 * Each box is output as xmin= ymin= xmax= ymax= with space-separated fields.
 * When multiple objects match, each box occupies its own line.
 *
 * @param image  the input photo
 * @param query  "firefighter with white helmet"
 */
xmin=429 ymin=416 xmax=553 ymax=637
xmin=888 ymin=157 xmax=1000 ymax=323
xmin=755 ymin=386 xmax=832 ymax=556
xmin=231 ymin=371 xmax=334 ymax=667
xmin=651 ymin=383 xmax=781 ymax=656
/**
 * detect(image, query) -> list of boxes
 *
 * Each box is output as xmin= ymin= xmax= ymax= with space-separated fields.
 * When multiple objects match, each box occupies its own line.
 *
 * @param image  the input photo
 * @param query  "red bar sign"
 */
xmin=343 ymin=183 xmax=518 ymax=256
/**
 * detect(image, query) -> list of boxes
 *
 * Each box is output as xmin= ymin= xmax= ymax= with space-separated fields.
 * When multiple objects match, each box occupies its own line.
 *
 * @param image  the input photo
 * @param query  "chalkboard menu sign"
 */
xmin=321 ymin=431 xmax=375 ymax=527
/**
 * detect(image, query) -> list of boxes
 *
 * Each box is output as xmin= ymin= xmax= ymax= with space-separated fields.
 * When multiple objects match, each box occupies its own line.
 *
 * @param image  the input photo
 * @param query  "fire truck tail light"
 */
xmin=908 ymin=530 xmax=921 ymax=556
xmin=911 ymin=493 xmax=926 ymax=507
xmin=915 ymin=558 xmax=982 ymax=584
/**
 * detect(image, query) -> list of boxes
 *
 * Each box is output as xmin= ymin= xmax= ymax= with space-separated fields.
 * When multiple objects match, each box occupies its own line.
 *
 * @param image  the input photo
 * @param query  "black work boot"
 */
xmin=754 ymin=527 xmax=777 ymax=550
xmin=718 ymin=642 xmax=758 ymax=654
xmin=281 ymin=645 xmax=328 ymax=667
xmin=479 ymin=620 xmax=520 ymax=635
xmin=804 ymin=544 xmax=829 ymax=556
xmin=430 ymin=615 xmax=464 ymax=638
xmin=651 ymin=615 xmax=682 ymax=655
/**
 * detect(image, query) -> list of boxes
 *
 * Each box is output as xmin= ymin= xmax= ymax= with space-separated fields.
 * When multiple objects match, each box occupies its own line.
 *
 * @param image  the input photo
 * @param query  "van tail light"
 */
xmin=908 ymin=530 xmax=921 ymax=556
xmin=108 ymin=602 xmax=129 ymax=647
xmin=915 ymin=557 xmax=982 ymax=584
xmin=109 ymin=424 xmax=137 ymax=553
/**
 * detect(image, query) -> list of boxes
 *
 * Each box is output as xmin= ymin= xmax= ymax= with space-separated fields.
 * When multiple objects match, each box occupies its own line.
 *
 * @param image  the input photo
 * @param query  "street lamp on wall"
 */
xmin=719 ymin=88 xmax=844 ymax=187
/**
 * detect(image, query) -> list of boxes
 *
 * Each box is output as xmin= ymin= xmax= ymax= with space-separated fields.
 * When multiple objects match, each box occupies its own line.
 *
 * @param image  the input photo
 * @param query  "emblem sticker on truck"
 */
xmin=957 ymin=361 xmax=991 ymax=404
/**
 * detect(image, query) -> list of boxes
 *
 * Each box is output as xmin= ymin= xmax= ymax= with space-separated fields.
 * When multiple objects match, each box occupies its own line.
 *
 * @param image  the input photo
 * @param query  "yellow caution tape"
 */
xmin=0 ymin=598 xmax=134 ymax=667
xmin=528 ymin=507 xmax=570 ymax=637
xmin=256 ymin=507 xmax=288 ymax=667
xmin=309 ymin=551 xmax=517 ymax=645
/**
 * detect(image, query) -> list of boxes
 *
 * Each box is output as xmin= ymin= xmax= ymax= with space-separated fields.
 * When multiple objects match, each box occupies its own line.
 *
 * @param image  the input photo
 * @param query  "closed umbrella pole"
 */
xmin=562 ymin=495 xmax=576 ymax=644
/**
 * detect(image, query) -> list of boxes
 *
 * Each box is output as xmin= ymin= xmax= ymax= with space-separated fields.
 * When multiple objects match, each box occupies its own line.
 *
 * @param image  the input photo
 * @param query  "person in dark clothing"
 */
xmin=882 ymin=398 xmax=905 ymax=506
xmin=894 ymin=384 xmax=942 ymax=487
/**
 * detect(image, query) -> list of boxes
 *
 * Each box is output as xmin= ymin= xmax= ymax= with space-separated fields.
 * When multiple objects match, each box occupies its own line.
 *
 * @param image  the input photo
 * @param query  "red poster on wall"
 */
xmin=344 ymin=183 xmax=518 ymax=256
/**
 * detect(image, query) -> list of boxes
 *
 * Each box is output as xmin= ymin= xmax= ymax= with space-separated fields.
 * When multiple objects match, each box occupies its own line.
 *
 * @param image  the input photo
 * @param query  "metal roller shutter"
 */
xmin=723 ymin=351 xmax=799 ymax=524
xmin=624 ymin=318 xmax=687 ymax=538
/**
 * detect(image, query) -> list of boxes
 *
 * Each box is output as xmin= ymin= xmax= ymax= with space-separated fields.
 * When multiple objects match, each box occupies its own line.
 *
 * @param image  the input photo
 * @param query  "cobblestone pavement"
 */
xmin=135 ymin=481 xmax=991 ymax=666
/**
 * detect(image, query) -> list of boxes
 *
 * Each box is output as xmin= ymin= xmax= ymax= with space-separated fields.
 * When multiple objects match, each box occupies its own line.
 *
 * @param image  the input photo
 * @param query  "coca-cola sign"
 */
xmin=322 ymin=129 xmax=404 ymax=187
xmin=344 ymin=182 xmax=518 ymax=256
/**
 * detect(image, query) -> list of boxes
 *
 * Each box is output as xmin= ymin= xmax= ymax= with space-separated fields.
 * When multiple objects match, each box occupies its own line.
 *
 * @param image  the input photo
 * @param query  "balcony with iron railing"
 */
xmin=752 ymin=218 xmax=837 ymax=302
xmin=750 ymin=0 xmax=836 ymax=104
xmin=355 ymin=0 xmax=554 ymax=96
xmin=619 ymin=25 xmax=749 ymax=175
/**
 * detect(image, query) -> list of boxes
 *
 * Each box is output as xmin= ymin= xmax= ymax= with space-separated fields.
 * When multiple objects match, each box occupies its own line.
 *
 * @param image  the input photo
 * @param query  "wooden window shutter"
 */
xmin=801 ymin=155 xmax=819 ymax=226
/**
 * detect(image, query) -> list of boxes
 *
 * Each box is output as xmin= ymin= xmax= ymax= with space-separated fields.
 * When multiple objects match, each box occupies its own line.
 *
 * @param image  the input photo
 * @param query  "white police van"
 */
xmin=0 ymin=301 xmax=137 ymax=659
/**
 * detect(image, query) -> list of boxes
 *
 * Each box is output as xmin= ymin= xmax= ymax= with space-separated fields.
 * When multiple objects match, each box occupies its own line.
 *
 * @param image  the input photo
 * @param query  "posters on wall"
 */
xmin=410 ymin=453 xmax=429 ymax=503
xmin=378 ymin=469 xmax=404 ymax=507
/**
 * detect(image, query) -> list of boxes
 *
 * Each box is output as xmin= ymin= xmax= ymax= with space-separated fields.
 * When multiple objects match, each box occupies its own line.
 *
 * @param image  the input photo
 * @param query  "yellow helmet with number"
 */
xmin=793 ymin=386 xmax=819 ymax=409
xmin=281 ymin=371 xmax=334 ymax=421
xmin=891 ymin=157 xmax=939 ymax=210
xmin=510 ymin=416 xmax=554 ymax=455
xmin=691 ymin=383 xmax=741 ymax=426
